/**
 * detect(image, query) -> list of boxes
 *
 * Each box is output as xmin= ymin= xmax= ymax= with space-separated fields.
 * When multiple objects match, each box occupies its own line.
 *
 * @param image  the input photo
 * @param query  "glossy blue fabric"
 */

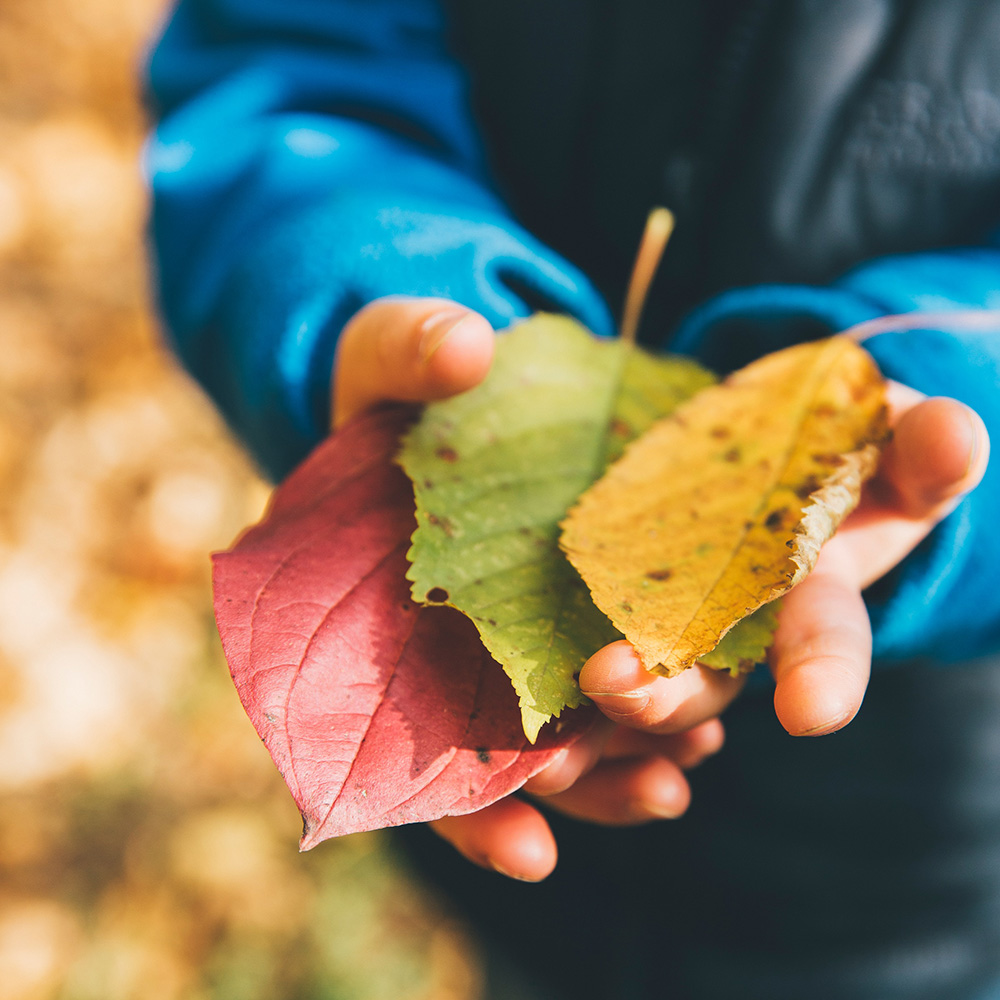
xmin=146 ymin=0 xmax=612 ymax=478
xmin=147 ymin=0 xmax=1000 ymax=663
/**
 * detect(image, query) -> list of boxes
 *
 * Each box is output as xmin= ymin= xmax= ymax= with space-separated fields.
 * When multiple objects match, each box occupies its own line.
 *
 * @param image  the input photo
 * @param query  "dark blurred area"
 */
xmin=0 ymin=2 xmax=480 ymax=997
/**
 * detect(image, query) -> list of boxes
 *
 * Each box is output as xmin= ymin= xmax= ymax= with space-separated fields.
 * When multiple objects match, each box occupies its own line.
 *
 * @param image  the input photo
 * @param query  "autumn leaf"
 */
xmin=699 ymin=601 xmax=781 ymax=674
xmin=561 ymin=337 xmax=889 ymax=676
xmin=212 ymin=407 xmax=594 ymax=847
xmin=399 ymin=315 xmax=715 ymax=741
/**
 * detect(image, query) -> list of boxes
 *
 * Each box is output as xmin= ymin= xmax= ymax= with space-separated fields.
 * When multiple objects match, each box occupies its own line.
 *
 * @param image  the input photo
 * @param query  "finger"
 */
xmin=430 ymin=796 xmax=557 ymax=881
xmin=874 ymin=388 xmax=988 ymax=520
xmin=541 ymin=756 xmax=691 ymax=825
xmin=579 ymin=640 xmax=746 ymax=734
xmin=332 ymin=296 xmax=495 ymax=428
xmin=601 ymin=717 xmax=726 ymax=770
xmin=525 ymin=716 xmax=724 ymax=802
xmin=522 ymin=718 xmax=615 ymax=797
xmin=839 ymin=391 xmax=989 ymax=588
xmin=769 ymin=543 xmax=871 ymax=736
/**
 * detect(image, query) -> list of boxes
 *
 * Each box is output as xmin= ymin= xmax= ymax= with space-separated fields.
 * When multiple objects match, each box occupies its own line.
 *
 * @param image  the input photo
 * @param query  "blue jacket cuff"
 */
xmin=193 ymin=187 xmax=613 ymax=481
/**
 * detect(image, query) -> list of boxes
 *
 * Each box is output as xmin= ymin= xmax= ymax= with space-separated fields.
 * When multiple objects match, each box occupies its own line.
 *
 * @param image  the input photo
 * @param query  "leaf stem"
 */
xmin=620 ymin=207 xmax=675 ymax=345
xmin=840 ymin=309 xmax=1000 ymax=343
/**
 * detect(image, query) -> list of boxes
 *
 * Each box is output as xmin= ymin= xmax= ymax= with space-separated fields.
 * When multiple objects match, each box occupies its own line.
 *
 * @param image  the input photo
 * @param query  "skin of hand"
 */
xmin=333 ymin=295 xmax=990 ymax=882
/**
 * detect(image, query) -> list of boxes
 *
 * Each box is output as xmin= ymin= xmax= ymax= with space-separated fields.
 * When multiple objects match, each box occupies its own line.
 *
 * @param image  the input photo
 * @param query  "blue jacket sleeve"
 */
xmin=146 ymin=0 xmax=612 ymax=480
xmin=670 ymin=247 xmax=1000 ymax=665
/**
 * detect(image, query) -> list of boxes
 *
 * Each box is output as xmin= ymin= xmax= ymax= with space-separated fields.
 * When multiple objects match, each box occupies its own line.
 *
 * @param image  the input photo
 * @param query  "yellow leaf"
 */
xmin=559 ymin=337 xmax=889 ymax=676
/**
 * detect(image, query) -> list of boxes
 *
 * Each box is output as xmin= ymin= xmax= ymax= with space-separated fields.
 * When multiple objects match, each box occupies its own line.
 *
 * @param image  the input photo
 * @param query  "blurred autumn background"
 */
xmin=0 ymin=2 xmax=481 ymax=997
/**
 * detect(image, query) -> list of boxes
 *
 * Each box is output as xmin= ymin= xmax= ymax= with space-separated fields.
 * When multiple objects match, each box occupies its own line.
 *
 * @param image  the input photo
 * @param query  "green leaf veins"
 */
xmin=398 ymin=315 xmax=715 ymax=740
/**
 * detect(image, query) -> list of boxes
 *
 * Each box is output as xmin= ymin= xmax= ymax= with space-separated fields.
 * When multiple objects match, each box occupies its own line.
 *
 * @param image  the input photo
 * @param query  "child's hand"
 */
xmin=334 ymin=301 xmax=989 ymax=881
xmin=575 ymin=382 xmax=990 ymax=745
xmin=332 ymin=295 xmax=495 ymax=429
xmin=333 ymin=296 xmax=728 ymax=879
xmin=767 ymin=382 xmax=989 ymax=734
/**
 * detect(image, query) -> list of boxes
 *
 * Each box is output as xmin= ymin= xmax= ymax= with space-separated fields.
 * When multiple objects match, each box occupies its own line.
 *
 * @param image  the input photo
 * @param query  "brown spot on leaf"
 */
xmin=476 ymin=747 xmax=492 ymax=764
xmin=610 ymin=418 xmax=631 ymax=437
xmin=723 ymin=446 xmax=741 ymax=463
xmin=813 ymin=403 xmax=837 ymax=418
xmin=427 ymin=513 xmax=455 ymax=537
xmin=426 ymin=587 xmax=449 ymax=603
xmin=795 ymin=475 xmax=823 ymax=500
xmin=765 ymin=508 xmax=793 ymax=531
xmin=812 ymin=452 xmax=845 ymax=467
xmin=435 ymin=446 xmax=458 ymax=463
xmin=518 ymin=526 xmax=532 ymax=536
xmin=620 ymin=602 xmax=634 ymax=614
xmin=710 ymin=426 xmax=731 ymax=439
xmin=645 ymin=568 xmax=673 ymax=582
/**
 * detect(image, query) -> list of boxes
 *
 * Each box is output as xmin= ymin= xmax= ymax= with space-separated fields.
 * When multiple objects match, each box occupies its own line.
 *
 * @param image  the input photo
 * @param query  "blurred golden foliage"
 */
xmin=0 ymin=2 xmax=481 ymax=997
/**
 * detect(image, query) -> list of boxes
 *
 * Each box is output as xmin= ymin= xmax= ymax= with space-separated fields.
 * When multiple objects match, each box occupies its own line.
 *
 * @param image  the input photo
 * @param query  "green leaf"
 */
xmin=699 ymin=601 xmax=781 ymax=675
xmin=398 ymin=314 xmax=715 ymax=741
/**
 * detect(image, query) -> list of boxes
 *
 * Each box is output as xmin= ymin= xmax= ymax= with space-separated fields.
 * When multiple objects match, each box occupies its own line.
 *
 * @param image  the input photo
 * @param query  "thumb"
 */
xmin=332 ymin=296 xmax=495 ymax=429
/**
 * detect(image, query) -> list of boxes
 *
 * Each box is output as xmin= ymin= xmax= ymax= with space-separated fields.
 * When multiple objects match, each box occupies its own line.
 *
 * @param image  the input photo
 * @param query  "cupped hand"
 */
xmin=768 ymin=382 xmax=988 ymax=734
xmin=333 ymin=296 xmax=726 ymax=880
xmin=578 ymin=379 xmax=989 ymax=751
xmin=335 ymin=303 xmax=989 ymax=880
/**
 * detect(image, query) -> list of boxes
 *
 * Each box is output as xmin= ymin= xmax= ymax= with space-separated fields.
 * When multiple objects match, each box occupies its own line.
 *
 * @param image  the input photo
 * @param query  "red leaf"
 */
xmin=213 ymin=407 xmax=593 ymax=849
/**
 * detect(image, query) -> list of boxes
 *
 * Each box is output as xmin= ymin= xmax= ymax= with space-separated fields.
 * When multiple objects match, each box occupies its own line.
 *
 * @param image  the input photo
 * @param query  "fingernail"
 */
xmin=632 ymin=778 xmax=688 ymax=820
xmin=418 ymin=309 xmax=473 ymax=363
xmin=797 ymin=711 xmax=852 ymax=737
xmin=641 ymin=798 xmax=685 ymax=820
xmin=489 ymin=860 xmax=540 ymax=882
xmin=962 ymin=405 xmax=986 ymax=477
xmin=583 ymin=690 xmax=650 ymax=717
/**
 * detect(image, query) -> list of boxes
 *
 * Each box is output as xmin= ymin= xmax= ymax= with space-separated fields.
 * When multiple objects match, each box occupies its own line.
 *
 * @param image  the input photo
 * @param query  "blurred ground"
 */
xmin=0 ymin=2 xmax=481 ymax=997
